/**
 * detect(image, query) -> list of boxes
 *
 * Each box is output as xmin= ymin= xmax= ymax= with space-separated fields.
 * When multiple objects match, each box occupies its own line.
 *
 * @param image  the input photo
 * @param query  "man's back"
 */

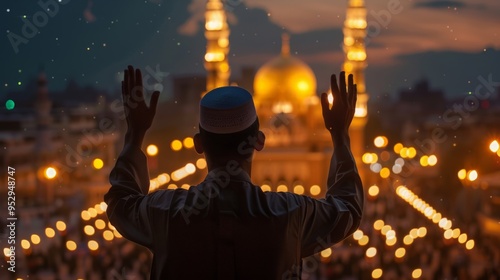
xmin=106 ymin=67 xmax=363 ymax=279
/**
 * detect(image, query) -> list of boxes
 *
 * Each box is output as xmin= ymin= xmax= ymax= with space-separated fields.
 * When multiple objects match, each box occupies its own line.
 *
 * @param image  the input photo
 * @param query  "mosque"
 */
xmin=204 ymin=0 xmax=369 ymax=195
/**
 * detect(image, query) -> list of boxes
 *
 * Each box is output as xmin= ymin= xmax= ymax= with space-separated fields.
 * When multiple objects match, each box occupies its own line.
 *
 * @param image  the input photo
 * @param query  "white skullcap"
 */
xmin=200 ymin=86 xmax=257 ymax=134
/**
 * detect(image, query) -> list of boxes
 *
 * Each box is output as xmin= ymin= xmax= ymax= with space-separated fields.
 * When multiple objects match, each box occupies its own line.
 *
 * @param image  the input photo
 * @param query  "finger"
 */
xmin=339 ymin=72 xmax=347 ymax=105
xmin=149 ymin=91 xmax=160 ymax=116
xmin=135 ymin=68 xmax=143 ymax=98
xmin=330 ymin=74 xmax=342 ymax=105
xmin=351 ymin=84 xmax=358 ymax=108
xmin=348 ymin=74 xmax=354 ymax=102
xmin=123 ymin=69 xmax=128 ymax=93
xmin=320 ymin=92 xmax=330 ymax=114
xmin=128 ymin=65 xmax=135 ymax=90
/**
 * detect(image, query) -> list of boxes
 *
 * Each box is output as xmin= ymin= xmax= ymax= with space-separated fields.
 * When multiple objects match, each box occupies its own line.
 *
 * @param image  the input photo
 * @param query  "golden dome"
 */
xmin=253 ymin=34 xmax=317 ymax=112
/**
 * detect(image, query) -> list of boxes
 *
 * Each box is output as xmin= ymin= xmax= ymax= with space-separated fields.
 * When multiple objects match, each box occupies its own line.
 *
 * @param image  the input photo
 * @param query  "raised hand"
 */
xmin=122 ymin=65 xmax=160 ymax=143
xmin=320 ymin=72 xmax=357 ymax=140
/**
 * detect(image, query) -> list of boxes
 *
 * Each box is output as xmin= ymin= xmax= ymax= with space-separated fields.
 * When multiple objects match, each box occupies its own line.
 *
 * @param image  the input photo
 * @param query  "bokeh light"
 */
xmin=92 ymin=158 xmax=104 ymax=169
xmin=5 ymin=99 xmax=15 ymax=110
xmin=146 ymin=144 xmax=158 ymax=156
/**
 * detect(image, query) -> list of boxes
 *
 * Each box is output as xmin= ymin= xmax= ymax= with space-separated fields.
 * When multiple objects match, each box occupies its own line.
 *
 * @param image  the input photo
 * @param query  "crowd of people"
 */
xmin=8 ymin=180 xmax=499 ymax=279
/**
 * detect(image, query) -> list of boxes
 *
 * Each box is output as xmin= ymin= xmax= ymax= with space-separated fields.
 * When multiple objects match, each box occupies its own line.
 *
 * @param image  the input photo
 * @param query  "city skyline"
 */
xmin=1 ymin=0 xmax=499 ymax=102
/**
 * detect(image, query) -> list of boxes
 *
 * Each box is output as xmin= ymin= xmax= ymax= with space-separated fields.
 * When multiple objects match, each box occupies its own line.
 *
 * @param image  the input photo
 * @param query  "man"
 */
xmin=105 ymin=65 xmax=364 ymax=279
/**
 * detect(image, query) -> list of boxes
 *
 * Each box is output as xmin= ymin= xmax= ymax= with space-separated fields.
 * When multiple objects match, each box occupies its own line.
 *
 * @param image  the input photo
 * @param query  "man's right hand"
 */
xmin=320 ymin=72 xmax=357 ymax=140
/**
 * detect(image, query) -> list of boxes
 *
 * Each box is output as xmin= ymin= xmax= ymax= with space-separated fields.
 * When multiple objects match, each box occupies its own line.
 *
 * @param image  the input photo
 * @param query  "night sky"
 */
xmin=1 ymin=0 xmax=499 ymax=104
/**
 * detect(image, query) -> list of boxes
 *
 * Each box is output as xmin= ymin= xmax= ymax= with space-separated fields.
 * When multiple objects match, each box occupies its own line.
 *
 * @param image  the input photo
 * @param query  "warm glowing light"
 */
xmin=81 ymin=210 xmax=91 ymax=221
xmin=92 ymin=158 xmax=104 ymax=169
xmin=452 ymin=228 xmax=461 ymax=238
xmin=432 ymin=213 xmax=442 ymax=224
xmin=419 ymin=155 xmax=429 ymax=167
xmin=417 ymin=227 xmax=427 ymax=237
xmin=158 ymin=173 xmax=170 ymax=185
xmin=261 ymin=184 xmax=271 ymax=192
xmin=467 ymin=170 xmax=478 ymax=181
xmin=327 ymin=92 xmax=334 ymax=105
xmin=444 ymin=229 xmax=453 ymax=239
xmin=310 ymin=185 xmax=321 ymax=196
xmin=366 ymin=247 xmax=377 ymax=258
xmin=4 ymin=247 xmax=12 ymax=256
xmin=277 ymin=185 xmax=288 ymax=192
xmin=205 ymin=52 xmax=225 ymax=62
xmin=185 ymin=163 xmax=196 ymax=174
xmin=21 ymin=240 xmax=30 ymax=250
xmin=206 ymin=10 xmax=224 ymax=31
xmin=373 ymin=220 xmax=384 ymax=231
xmin=218 ymin=38 xmax=229 ymax=48
xmin=374 ymin=136 xmax=388 ymax=148
xmin=88 ymin=240 xmax=99 ymax=251
xmin=362 ymin=153 xmax=376 ymax=164
xmin=56 ymin=221 xmax=66 ymax=231
xmin=320 ymin=248 xmax=332 ymax=258
xmin=380 ymin=167 xmax=390 ymax=179
xmin=457 ymin=169 xmax=467 ymax=180
xmin=103 ymin=230 xmax=114 ymax=241
xmin=403 ymin=235 xmax=414 ymax=245
xmin=490 ymin=140 xmax=500 ymax=153
xmin=353 ymin=230 xmax=364 ymax=240
xmin=95 ymin=219 xmax=106 ymax=230
xmin=412 ymin=268 xmax=422 ymax=279
xmin=368 ymin=185 xmax=380 ymax=197
xmin=358 ymin=235 xmax=369 ymax=246
xmin=407 ymin=147 xmax=417 ymax=159
xmin=183 ymin=137 xmax=194 ymax=149
xmin=395 ymin=247 xmax=406 ymax=258
xmin=386 ymin=230 xmax=396 ymax=240
xmin=84 ymin=225 xmax=95 ymax=236
xmin=66 ymin=240 xmax=77 ymax=251
xmin=465 ymin=239 xmax=475 ymax=250
xmin=44 ymin=167 xmax=57 ymax=179
xmin=297 ymin=80 xmax=309 ymax=91
xmin=167 ymin=184 xmax=178 ymax=189
xmin=45 ymin=227 xmax=55 ymax=238
xmin=293 ymin=185 xmax=305 ymax=195
xmin=113 ymin=230 xmax=122 ymax=238
xmin=100 ymin=202 xmax=108 ymax=211
xmin=181 ymin=184 xmax=190 ymax=190
xmin=427 ymin=155 xmax=438 ymax=166
xmin=394 ymin=143 xmax=403 ymax=154
xmin=372 ymin=268 xmax=383 ymax=279
xmin=171 ymin=140 xmax=182 ymax=151
xmin=31 ymin=234 xmax=41 ymax=245
xmin=458 ymin=233 xmax=467 ymax=244
xmin=146 ymin=144 xmax=158 ymax=156
xmin=344 ymin=37 xmax=354 ymax=46
xmin=88 ymin=208 xmax=97 ymax=218
xmin=381 ymin=225 xmax=392 ymax=235
xmin=196 ymin=158 xmax=207 ymax=169
xmin=386 ymin=237 xmax=397 ymax=246
xmin=347 ymin=50 xmax=367 ymax=61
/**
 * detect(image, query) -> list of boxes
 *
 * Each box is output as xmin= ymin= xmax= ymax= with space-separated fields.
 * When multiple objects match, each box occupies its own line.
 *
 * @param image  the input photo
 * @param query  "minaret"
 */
xmin=343 ymin=0 xmax=368 ymax=179
xmin=204 ymin=0 xmax=230 ymax=92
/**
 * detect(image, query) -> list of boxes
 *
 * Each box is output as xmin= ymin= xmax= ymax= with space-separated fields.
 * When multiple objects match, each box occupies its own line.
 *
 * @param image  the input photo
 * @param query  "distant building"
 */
xmin=0 ymin=70 xmax=120 ymax=221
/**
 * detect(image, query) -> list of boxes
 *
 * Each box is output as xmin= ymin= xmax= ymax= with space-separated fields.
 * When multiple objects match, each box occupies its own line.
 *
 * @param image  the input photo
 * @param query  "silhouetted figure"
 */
xmin=105 ymin=66 xmax=364 ymax=279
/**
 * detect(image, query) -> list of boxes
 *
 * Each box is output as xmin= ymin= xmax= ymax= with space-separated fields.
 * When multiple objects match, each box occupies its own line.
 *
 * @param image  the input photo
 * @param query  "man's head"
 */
xmin=194 ymin=86 xmax=265 ymax=166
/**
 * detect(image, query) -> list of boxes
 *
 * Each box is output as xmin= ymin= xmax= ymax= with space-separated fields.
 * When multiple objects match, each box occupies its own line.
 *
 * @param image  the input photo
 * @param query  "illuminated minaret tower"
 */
xmin=204 ymin=0 xmax=230 ymax=92
xmin=343 ymin=0 xmax=368 ymax=177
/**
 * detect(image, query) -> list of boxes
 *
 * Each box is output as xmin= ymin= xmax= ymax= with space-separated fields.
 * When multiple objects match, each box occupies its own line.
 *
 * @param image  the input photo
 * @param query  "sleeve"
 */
xmin=104 ymin=143 xmax=154 ymax=249
xmin=300 ymin=142 xmax=364 ymax=257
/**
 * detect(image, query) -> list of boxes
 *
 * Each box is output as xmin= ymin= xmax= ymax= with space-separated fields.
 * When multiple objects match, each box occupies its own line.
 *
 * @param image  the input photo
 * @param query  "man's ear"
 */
xmin=194 ymin=133 xmax=204 ymax=154
xmin=254 ymin=131 xmax=265 ymax=151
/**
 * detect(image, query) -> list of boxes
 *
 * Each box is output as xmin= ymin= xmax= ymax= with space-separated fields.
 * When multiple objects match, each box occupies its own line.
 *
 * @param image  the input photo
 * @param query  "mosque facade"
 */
xmin=203 ymin=0 xmax=369 ymax=195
